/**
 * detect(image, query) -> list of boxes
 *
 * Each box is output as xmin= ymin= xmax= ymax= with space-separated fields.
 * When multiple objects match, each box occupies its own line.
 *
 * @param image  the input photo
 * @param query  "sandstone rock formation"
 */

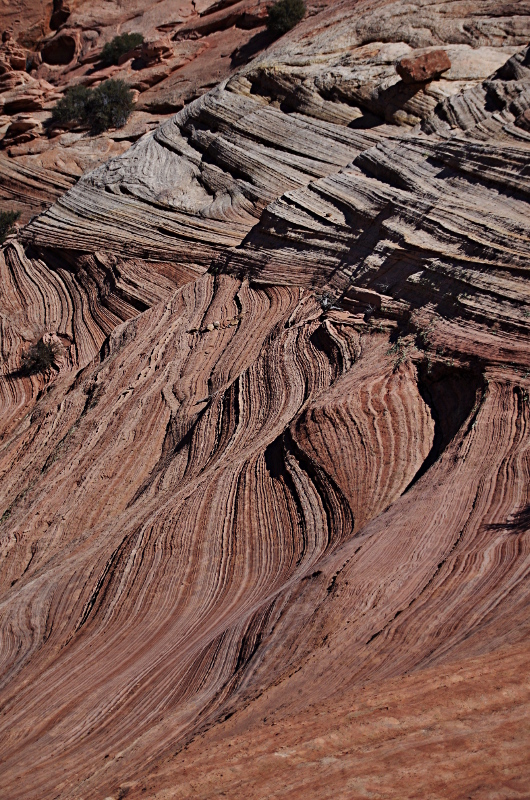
xmin=1 ymin=0 xmax=333 ymax=222
xmin=1 ymin=1 xmax=529 ymax=799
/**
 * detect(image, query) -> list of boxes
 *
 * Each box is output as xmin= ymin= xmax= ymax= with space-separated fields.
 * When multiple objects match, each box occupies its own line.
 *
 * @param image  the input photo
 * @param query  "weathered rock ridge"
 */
xmin=1 ymin=0 xmax=330 ymax=222
xmin=1 ymin=2 xmax=529 ymax=798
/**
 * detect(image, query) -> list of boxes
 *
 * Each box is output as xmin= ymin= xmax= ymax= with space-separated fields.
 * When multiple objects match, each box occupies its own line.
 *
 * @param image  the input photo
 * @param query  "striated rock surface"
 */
xmin=1 ymin=0 xmax=334 ymax=222
xmin=1 ymin=2 xmax=530 ymax=799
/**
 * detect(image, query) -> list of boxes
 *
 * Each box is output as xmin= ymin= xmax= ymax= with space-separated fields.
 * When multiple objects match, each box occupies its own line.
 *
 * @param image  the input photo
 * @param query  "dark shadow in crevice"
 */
xmin=347 ymin=112 xmax=384 ymax=129
xmin=266 ymin=426 xmax=355 ymax=555
xmin=404 ymin=360 xmax=485 ymax=493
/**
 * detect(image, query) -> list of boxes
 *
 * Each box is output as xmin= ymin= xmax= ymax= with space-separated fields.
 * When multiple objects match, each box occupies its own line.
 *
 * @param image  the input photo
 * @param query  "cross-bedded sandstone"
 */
xmin=1 ymin=3 xmax=529 ymax=799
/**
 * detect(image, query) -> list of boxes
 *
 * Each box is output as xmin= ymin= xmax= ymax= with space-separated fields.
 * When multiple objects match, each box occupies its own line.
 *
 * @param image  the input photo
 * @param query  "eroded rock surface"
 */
xmin=1 ymin=2 xmax=529 ymax=799
xmin=1 ymin=0 xmax=333 ymax=222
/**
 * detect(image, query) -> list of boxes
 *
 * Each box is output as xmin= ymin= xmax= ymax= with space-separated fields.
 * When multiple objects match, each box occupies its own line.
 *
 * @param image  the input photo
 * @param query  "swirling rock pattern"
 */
xmin=0 ymin=276 xmax=436 ymax=796
xmin=1 ymin=2 xmax=530 ymax=799
xmin=0 ymin=241 xmax=202 ymax=440
xmin=23 ymin=89 xmax=397 ymax=259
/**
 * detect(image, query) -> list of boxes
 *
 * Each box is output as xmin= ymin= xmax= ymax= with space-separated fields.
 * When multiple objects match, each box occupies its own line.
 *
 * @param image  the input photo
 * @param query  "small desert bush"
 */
xmin=101 ymin=32 xmax=144 ymax=65
xmin=89 ymin=79 xmax=135 ymax=133
xmin=51 ymin=84 xmax=93 ymax=126
xmin=267 ymin=0 xmax=306 ymax=37
xmin=20 ymin=339 xmax=61 ymax=375
xmin=51 ymin=80 xmax=135 ymax=133
xmin=0 ymin=210 xmax=21 ymax=244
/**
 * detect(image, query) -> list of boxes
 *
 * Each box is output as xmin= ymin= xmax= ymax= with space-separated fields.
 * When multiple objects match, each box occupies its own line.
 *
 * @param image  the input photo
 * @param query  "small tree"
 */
xmin=267 ymin=0 xmax=306 ymax=37
xmin=101 ymin=32 xmax=144 ymax=66
xmin=0 ymin=210 xmax=21 ymax=244
xmin=51 ymin=84 xmax=92 ymax=126
xmin=89 ymin=79 xmax=135 ymax=133
xmin=20 ymin=339 xmax=61 ymax=376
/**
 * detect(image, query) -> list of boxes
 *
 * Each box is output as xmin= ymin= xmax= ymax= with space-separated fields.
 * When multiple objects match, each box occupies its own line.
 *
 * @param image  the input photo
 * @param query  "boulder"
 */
xmin=0 ymin=78 xmax=57 ymax=114
xmin=0 ymin=71 xmax=28 ymax=90
xmin=4 ymin=115 xmax=40 ymax=134
xmin=141 ymin=37 xmax=174 ymax=64
xmin=116 ymin=47 xmax=143 ymax=66
xmin=7 ymin=51 xmax=26 ymax=72
xmin=1 ymin=115 xmax=42 ymax=147
xmin=396 ymin=49 xmax=451 ymax=84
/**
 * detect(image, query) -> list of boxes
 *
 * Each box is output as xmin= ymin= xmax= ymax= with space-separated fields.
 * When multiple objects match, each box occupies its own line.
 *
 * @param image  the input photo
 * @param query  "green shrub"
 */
xmin=20 ymin=339 xmax=61 ymax=375
xmin=89 ymin=79 xmax=135 ymax=133
xmin=51 ymin=80 xmax=135 ymax=133
xmin=51 ymin=84 xmax=92 ymax=126
xmin=101 ymin=32 xmax=144 ymax=66
xmin=266 ymin=0 xmax=306 ymax=37
xmin=0 ymin=210 xmax=21 ymax=244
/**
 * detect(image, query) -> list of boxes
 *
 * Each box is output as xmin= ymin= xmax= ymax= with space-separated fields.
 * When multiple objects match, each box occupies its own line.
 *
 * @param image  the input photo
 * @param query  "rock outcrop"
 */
xmin=1 ymin=2 xmax=529 ymax=799
xmin=1 ymin=0 xmax=333 ymax=222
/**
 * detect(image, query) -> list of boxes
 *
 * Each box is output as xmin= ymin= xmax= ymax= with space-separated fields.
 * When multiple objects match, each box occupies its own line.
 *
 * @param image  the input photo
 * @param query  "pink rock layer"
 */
xmin=0 ymin=2 xmax=529 ymax=799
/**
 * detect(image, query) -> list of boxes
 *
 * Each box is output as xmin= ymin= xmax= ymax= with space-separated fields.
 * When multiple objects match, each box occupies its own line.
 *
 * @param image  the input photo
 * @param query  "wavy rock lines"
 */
xmin=0 ymin=236 xmax=205 ymax=448
xmin=22 ymin=87 xmax=395 ymax=260
xmin=0 ymin=274 xmax=435 ymax=799
xmin=293 ymin=351 xmax=435 ymax=532
xmin=204 ymin=368 xmax=530 ymax=753
xmin=1 ymin=10 xmax=530 ymax=800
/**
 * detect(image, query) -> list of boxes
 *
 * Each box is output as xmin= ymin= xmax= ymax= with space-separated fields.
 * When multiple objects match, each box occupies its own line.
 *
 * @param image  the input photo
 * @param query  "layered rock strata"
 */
xmin=2 ymin=0 xmax=334 ymax=222
xmin=0 ymin=2 xmax=529 ymax=799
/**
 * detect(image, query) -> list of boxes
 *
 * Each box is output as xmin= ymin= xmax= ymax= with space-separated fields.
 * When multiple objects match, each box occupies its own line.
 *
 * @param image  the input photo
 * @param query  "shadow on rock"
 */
xmin=231 ymin=30 xmax=274 ymax=68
